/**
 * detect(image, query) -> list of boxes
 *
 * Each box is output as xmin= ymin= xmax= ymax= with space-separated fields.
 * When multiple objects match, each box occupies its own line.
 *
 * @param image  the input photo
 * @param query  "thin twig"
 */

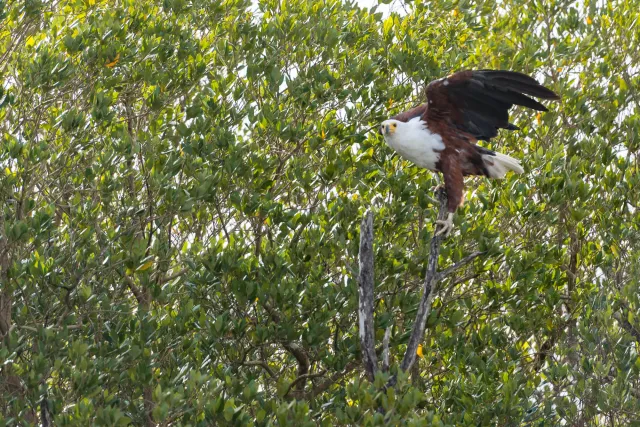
xmin=244 ymin=360 xmax=277 ymax=378
xmin=157 ymin=268 xmax=187 ymax=285
xmin=14 ymin=324 xmax=82 ymax=333
xmin=436 ymin=251 xmax=485 ymax=281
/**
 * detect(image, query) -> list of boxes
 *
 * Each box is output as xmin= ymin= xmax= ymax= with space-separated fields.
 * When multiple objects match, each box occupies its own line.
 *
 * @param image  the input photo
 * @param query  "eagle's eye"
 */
xmin=392 ymin=123 xmax=397 ymax=128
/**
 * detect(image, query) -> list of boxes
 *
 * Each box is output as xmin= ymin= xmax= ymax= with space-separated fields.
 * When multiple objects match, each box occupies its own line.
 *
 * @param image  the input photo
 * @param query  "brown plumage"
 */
xmin=381 ymin=70 xmax=560 ymax=236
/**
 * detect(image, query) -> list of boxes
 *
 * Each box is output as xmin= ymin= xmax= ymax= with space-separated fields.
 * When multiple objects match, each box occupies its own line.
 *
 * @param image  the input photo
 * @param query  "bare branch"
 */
xmin=143 ymin=386 xmax=155 ymax=427
xmin=244 ymin=360 xmax=277 ymax=378
xmin=157 ymin=268 xmax=187 ymax=285
xmin=0 ymin=214 xmax=11 ymax=341
xmin=387 ymin=188 xmax=448 ymax=388
xmin=400 ymin=189 xmax=448 ymax=372
xmin=436 ymin=251 xmax=485 ymax=281
xmin=358 ymin=210 xmax=378 ymax=381
xmin=449 ymin=273 xmax=481 ymax=288
xmin=354 ymin=189 xmax=486 ymax=390
xmin=534 ymin=333 xmax=559 ymax=372
xmin=261 ymin=300 xmax=282 ymax=323
xmin=40 ymin=394 xmax=51 ymax=427
xmin=122 ymin=274 xmax=145 ymax=305
xmin=613 ymin=311 xmax=640 ymax=343
xmin=382 ymin=326 xmax=392 ymax=372
xmin=284 ymin=370 xmax=327 ymax=398
xmin=283 ymin=341 xmax=310 ymax=391
xmin=302 ymin=360 xmax=360 ymax=399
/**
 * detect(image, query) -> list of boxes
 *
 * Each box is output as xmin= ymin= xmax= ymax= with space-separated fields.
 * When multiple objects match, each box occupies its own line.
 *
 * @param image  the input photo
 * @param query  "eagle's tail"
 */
xmin=482 ymin=151 xmax=524 ymax=178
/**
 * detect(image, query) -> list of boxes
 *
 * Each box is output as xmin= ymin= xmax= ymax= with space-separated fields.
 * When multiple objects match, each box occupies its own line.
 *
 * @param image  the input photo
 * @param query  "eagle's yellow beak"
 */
xmin=380 ymin=120 xmax=398 ymax=136
xmin=381 ymin=122 xmax=395 ymax=135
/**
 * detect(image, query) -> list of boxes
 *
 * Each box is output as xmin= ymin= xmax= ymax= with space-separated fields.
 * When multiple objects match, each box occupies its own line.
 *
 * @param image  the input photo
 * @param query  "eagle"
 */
xmin=380 ymin=70 xmax=560 ymax=236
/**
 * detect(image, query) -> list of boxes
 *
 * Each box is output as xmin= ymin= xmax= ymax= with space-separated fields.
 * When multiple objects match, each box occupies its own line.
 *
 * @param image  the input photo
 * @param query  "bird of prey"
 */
xmin=380 ymin=70 xmax=560 ymax=237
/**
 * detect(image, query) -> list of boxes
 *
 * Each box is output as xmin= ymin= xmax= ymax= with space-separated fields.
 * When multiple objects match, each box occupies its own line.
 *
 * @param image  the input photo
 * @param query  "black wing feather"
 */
xmin=485 ymin=87 xmax=548 ymax=111
xmin=425 ymin=69 xmax=560 ymax=140
xmin=488 ymin=77 xmax=559 ymax=100
xmin=476 ymin=70 xmax=559 ymax=98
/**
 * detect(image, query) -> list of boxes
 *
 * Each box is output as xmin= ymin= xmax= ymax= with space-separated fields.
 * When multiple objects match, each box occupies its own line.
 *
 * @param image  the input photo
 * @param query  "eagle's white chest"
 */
xmin=383 ymin=118 xmax=445 ymax=171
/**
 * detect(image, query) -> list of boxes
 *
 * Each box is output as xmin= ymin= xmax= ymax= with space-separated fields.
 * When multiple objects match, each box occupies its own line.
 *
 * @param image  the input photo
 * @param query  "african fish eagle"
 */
xmin=380 ymin=70 xmax=560 ymax=237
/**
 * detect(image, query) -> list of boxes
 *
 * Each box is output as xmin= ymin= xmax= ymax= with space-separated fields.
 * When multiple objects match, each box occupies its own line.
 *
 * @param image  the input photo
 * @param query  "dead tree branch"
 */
xmin=395 ymin=188 xmax=449 ymax=383
xmin=382 ymin=326 xmax=392 ymax=372
xmin=358 ymin=211 xmax=378 ymax=381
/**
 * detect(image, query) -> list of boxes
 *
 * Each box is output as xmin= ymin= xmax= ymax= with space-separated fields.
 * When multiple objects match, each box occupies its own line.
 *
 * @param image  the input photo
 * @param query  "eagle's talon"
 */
xmin=434 ymin=213 xmax=454 ymax=237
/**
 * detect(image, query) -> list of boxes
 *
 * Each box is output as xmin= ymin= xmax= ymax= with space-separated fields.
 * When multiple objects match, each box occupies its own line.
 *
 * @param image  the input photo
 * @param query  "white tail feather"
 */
xmin=482 ymin=152 xmax=524 ymax=178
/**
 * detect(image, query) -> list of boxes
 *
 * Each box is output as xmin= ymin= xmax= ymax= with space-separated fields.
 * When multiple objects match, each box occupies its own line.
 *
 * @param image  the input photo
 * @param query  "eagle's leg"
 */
xmin=434 ymin=157 xmax=464 ymax=238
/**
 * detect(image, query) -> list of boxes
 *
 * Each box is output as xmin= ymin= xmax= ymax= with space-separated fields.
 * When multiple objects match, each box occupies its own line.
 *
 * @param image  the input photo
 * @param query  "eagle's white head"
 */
xmin=378 ymin=117 xmax=445 ymax=171
xmin=379 ymin=119 xmax=403 ymax=138
xmin=379 ymin=118 xmax=429 ymax=148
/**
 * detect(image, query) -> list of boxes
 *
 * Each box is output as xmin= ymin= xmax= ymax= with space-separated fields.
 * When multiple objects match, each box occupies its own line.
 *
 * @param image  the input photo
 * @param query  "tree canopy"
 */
xmin=1 ymin=0 xmax=639 ymax=425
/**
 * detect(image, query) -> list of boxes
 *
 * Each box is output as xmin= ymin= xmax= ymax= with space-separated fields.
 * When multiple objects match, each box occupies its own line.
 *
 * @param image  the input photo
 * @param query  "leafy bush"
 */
xmin=1 ymin=0 xmax=639 ymax=425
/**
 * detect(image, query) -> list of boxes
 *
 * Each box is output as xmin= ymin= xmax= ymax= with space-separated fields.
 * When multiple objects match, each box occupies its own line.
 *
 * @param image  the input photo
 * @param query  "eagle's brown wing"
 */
xmin=423 ymin=70 xmax=560 ymax=141
xmin=390 ymin=103 xmax=427 ymax=122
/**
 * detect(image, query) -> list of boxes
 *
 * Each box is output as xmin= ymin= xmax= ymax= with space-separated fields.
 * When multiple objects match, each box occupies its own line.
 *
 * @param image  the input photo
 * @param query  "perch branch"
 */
xmin=387 ymin=188 xmax=448 ymax=387
xmin=358 ymin=211 xmax=378 ymax=381
xmin=399 ymin=189 xmax=448 ymax=372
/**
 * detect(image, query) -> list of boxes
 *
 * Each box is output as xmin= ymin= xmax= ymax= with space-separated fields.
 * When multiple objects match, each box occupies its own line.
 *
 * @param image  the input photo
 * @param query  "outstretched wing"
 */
xmin=423 ymin=70 xmax=560 ymax=141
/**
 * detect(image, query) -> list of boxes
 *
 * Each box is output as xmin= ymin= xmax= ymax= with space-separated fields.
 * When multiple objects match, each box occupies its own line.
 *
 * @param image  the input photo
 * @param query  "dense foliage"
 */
xmin=1 ymin=0 xmax=639 ymax=425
